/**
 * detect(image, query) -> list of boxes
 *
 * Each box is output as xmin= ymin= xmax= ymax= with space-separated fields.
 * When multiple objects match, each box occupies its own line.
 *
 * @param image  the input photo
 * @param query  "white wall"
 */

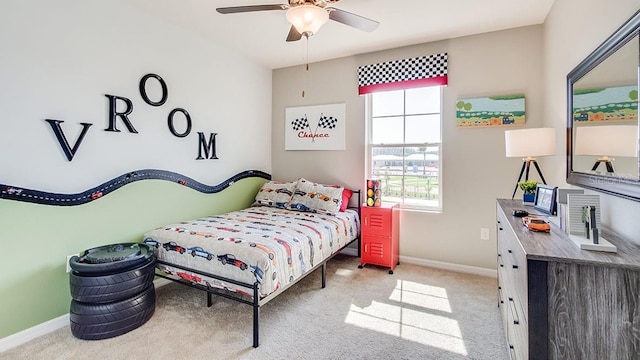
xmin=273 ymin=26 xmax=544 ymax=270
xmin=0 ymin=0 xmax=272 ymax=338
xmin=543 ymin=0 xmax=640 ymax=243
xmin=0 ymin=0 xmax=272 ymax=192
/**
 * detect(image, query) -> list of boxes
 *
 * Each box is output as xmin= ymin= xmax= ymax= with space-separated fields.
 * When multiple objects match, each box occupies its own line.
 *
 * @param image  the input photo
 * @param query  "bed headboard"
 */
xmin=347 ymin=189 xmax=362 ymax=216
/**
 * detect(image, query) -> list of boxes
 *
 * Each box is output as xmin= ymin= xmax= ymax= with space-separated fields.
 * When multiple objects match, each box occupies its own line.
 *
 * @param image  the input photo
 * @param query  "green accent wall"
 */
xmin=0 ymin=177 xmax=266 ymax=339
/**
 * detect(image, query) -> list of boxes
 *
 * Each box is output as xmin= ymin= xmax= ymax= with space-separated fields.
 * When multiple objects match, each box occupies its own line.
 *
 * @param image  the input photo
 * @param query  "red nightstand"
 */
xmin=359 ymin=203 xmax=399 ymax=274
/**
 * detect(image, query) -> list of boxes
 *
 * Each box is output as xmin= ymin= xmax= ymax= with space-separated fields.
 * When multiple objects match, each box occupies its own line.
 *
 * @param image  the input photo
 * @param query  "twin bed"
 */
xmin=143 ymin=178 xmax=361 ymax=347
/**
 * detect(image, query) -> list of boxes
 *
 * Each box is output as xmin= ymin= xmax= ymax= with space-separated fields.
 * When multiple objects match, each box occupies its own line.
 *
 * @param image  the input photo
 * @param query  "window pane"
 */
xmin=403 ymin=146 xmax=440 ymax=208
xmin=371 ymin=147 xmax=404 ymax=204
xmin=405 ymin=114 xmax=441 ymax=143
xmin=372 ymin=90 xmax=404 ymax=116
xmin=404 ymin=147 xmax=440 ymax=176
xmin=372 ymin=116 xmax=403 ymax=144
xmin=406 ymin=87 xmax=441 ymax=115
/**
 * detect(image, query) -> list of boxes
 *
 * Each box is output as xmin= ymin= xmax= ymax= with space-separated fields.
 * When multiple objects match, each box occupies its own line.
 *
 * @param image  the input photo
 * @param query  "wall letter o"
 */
xmin=168 ymin=108 xmax=192 ymax=138
xmin=139 ymin=73 xmax=168 ymax=106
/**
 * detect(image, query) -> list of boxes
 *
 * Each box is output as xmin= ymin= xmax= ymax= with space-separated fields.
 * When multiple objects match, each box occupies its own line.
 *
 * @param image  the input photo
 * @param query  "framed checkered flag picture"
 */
xmin=285 ymin=103 xmax=346 ymax=150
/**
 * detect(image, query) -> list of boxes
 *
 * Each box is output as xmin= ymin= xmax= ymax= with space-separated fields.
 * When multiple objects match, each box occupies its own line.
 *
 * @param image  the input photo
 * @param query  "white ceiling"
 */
xmin=127 ymin=0 xmax=556 ymax=69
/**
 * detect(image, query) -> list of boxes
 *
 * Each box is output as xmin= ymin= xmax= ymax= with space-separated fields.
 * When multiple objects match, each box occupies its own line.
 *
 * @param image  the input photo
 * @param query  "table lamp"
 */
xmin=574 ymin=125 xmax=638 ymax=173
xmin=505 ymin=128 xmax=556 ymax=199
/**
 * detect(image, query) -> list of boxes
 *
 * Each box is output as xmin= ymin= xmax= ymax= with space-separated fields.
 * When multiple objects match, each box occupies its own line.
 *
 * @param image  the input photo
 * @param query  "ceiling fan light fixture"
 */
xmin=286 ymin=5 xmax=329 ymax=36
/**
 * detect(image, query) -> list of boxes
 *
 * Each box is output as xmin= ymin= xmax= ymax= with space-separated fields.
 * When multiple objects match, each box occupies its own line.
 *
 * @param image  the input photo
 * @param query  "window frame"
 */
xmin=365 ymin=86 xmax=444 ymax=211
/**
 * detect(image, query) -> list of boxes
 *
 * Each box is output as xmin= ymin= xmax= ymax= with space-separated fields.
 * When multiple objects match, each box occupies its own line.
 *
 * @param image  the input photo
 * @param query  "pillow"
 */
xmin=289 ymin=178 xmax=343 ymax=215
xmin=340 ymin=188 xmax=354 ymax=212
xmin=254 ymin=181 xmax=297 ymax=209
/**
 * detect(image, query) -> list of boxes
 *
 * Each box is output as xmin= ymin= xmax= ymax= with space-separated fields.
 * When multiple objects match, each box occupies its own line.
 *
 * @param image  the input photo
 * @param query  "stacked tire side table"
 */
xmin=68 ymin=243 xmax=156 ymax=340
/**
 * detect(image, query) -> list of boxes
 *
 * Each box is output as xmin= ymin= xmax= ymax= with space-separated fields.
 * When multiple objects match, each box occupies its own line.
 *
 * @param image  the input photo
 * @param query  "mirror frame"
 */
xmin=567 ymin=10 xmax=640 ymax=201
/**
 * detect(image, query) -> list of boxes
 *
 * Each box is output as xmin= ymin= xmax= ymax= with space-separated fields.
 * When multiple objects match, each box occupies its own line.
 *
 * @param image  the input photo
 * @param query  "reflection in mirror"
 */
xmin=572 ymin=33 xmax=639 ymax=179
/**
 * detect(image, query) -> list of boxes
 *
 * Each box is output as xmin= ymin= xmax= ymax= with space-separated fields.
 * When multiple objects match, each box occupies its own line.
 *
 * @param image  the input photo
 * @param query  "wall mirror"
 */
xmin=567 ymin=9 xmax=640 ymax=201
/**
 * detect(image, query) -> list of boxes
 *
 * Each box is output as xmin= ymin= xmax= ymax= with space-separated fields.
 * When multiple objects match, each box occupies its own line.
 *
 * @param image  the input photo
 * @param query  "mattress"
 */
xmin=143 ymin=206 xmax=360 ymax=298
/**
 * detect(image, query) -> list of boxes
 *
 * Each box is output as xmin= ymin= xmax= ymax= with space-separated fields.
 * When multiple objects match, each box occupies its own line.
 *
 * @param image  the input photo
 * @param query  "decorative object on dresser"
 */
xmin=565 ymin=193 xmax=600 ymax=236
xmin=358 ymin=202 xmax=399 ymax=274
xmin=517 ymin=180 xmax=539 ymax=205
xmin=505 ymin=128 xmax=557 ymax=200
xmin=533 ymin=184 xmax=557 ymax=215
xmin=565 ymin=193 xmax=617 ymax=253
xmin=555 ymin=188 xmax=584 ymax=232
xmin=496 ymin=199 xmax=640 ymax=359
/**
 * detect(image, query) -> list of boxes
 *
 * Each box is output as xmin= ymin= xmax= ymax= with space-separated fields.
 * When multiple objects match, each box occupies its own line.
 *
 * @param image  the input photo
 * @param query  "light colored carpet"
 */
xmin=1 ymin=255 xmax=508 ymax=360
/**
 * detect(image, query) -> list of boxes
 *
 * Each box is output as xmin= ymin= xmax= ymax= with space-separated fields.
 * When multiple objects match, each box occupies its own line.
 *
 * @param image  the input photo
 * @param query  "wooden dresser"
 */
xmin=496 ymin=199 xmax=640 ymax=360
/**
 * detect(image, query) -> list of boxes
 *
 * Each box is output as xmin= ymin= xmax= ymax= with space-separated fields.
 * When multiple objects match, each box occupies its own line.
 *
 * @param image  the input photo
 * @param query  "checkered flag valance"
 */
xmin=357 ymin=53 xmax=448 ymax=95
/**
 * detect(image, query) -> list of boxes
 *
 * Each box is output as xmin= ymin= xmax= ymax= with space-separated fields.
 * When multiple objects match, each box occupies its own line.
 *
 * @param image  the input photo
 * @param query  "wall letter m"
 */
xmin=197 ymin=132 xmax=218 ymax=160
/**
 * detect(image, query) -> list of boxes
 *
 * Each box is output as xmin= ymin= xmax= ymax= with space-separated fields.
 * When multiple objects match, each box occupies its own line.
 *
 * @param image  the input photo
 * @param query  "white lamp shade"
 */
xmin=505 ymin=128 xmax=557 ymax=158
xmin=286 ymin=5 xmax=329 ymax=35
xmin=574 ymin=125 xmax=638 ymax=157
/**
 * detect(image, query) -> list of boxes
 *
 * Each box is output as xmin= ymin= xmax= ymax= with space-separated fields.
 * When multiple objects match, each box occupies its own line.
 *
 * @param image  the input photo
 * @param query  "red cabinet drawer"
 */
xmin=362 ymin=234 xmax=391 ymax=264
xmin=361 ymin=203 xmax=394 ymax=237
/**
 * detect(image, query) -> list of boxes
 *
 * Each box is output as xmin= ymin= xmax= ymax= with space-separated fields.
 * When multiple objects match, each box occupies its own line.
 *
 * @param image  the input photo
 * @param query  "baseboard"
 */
xmin=400 ymin=255 xmax=497 ymax=278
xmin=0 ymin=277 xmax=174 ymax=353
xmin=341 ymin=248 xmax=496 ymax=278
xmin=0 ymin=313 xmax=69 ymax=353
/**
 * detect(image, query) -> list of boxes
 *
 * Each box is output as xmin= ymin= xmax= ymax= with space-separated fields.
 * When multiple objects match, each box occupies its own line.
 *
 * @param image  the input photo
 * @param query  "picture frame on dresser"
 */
xmin=533 ymin=184 xmax=557 ymax=215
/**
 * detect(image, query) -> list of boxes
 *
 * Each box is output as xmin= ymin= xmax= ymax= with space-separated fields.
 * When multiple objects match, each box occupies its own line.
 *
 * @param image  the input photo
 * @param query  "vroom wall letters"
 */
xmin=45 ymin=73 xmax=218 ymax=161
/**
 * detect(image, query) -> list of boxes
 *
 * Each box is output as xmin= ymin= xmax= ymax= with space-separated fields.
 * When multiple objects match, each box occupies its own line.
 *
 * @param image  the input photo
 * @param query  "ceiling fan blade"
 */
xmin=286 ymin=25 xmax=303 ymax=42
xmin=216 ymin=4 xmax=288 ymax=14
xmin=327 ymin=7 xmax=379 ymax=32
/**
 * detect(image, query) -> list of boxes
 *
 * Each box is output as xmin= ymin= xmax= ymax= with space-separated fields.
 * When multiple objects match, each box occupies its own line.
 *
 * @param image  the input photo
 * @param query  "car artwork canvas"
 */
xmin=456 ymin=94 xmax=525 ymax=127
xmin=285 ymin=103 xmax=346 ymax=150
xmin=572 ymin=85 xmax=638 ymax=123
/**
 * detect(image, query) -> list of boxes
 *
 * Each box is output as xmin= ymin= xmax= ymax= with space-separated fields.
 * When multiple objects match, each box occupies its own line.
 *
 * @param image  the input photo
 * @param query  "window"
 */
xmin=366 ymin=86 xmax=442 ymax=210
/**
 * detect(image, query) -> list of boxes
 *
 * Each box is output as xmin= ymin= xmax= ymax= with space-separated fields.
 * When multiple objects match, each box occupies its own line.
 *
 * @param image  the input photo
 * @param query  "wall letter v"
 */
xmin=45 ymin=119 xmax=93 ymax=161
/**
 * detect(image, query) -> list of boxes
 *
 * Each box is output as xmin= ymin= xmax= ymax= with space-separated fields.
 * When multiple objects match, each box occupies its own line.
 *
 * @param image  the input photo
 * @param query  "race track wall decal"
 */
xmin=0 ymin=170 xmax=270 ymax=206
xmin=285 ymin=103 xmax=346 ymax=150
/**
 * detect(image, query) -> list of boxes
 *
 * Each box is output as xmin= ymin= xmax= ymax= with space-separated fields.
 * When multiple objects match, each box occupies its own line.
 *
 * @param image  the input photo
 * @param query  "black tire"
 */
xmin=70 ymin=283 xmax=155 ymax=340
xmin=69 ymin=243 xmax=152 ymax=275
xmin=70 ymin=257 xmax=156 ymax=304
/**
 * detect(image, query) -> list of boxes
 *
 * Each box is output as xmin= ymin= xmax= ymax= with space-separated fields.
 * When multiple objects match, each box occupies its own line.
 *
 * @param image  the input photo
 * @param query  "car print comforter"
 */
xmin=143 ymin=206 xmax=360 ymax=298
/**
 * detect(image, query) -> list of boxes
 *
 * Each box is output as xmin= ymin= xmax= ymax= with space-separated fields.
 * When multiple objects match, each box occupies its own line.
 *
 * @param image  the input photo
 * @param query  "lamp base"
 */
xmin=511 ymin=159 xmax=547 ymax=200
xmin=591 ymin=159 xmax=615 ymax=173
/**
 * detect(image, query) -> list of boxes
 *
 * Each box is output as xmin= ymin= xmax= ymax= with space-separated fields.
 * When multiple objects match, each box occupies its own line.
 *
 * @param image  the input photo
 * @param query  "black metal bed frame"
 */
xmin=153 ymin=190 xmax=361 ymax=348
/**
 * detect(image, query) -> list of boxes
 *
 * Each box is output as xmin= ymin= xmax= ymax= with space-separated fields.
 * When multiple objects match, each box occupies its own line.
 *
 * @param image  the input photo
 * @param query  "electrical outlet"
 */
xmin=66 ymin=254 xmax=75 ymax=273
xmin=480 ymin=228 xmax=490 ymax=241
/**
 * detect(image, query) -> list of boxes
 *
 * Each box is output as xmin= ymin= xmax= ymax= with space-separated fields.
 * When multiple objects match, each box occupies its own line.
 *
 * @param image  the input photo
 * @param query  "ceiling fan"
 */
xmin=216 ymin=0 xmax=380 ymax=42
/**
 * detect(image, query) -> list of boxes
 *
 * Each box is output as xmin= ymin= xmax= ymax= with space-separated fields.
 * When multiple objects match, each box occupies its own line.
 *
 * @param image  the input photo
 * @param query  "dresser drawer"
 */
xmin=507 ymin=294 xmax=528 ymax=360
xmin=497 ymin=215 xmax=528 ymax=321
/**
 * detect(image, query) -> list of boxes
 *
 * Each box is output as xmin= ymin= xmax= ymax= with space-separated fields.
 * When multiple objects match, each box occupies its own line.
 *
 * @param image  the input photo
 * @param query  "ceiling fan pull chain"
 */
xmin=302 ymin=35 xmax=310 ymax=97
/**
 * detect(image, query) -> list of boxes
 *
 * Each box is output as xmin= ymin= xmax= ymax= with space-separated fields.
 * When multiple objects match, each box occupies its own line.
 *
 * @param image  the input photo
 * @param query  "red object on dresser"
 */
xmin=359 ymin=203 xmax=399 ymax=274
